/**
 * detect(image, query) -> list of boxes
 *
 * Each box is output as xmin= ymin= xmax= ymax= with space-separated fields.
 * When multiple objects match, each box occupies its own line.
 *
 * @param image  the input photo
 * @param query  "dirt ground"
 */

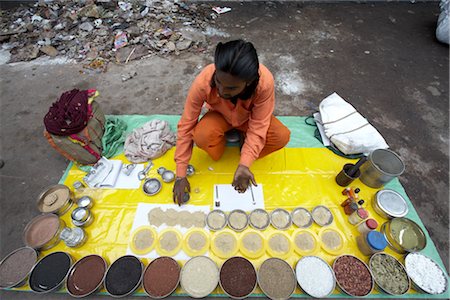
xmin=0 ymin=2 xmax=448 ymax=299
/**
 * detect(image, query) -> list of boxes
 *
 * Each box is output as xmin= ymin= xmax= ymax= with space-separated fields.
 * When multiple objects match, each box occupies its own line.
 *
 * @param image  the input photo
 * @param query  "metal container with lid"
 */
xmin=381 ymin=218 xmax=426 ymax=254
xmin=77 ymin=196 xmax=94 ymax=209
xmin=373 ymin=189 xmax=409 ymax=219
xmin=23 ymin=213 xmax=66 ymax=250
xmin=60 ymin=227 xmax=87 ymax=248
xmin=37 ymin=184 xmax=74 ymax=215
xmin=71 ymin=207 xmax=94 ymax=227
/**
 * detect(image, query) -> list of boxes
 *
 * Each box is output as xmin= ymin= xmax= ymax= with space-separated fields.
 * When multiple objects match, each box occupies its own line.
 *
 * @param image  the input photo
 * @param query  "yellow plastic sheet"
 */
xmin=13 ymin=146 xmax=449 ymax=298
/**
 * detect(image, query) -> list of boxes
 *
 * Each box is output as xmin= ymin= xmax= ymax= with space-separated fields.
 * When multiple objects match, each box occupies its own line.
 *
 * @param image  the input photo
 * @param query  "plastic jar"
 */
xmin=356 ymin=231 xmax=387 ymax=256
xmin=348 ymin=208 xmax=368 ymax=225
xmin=357 ymin=219 xmax=378 ymax=234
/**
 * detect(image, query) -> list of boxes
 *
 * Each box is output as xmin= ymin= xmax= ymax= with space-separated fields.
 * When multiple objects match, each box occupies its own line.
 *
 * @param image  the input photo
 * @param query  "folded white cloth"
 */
xmin=124 ymin=119 xmax=176 ymax=163
xmin=319 ymin=92 xmax=388 ymax=155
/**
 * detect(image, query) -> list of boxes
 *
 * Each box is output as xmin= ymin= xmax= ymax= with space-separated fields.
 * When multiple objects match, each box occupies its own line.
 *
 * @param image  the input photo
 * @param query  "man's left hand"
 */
xmin=232 ymin=164 xmax=257 ymax=193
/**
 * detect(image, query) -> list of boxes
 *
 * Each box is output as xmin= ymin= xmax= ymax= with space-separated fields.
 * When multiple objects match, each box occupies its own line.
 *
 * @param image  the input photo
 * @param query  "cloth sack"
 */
xmin=319 ymin=92 xmax=388 ymax=155
xmin=124 ymin=119 xmax=176 ymax=163
xmin=44 ymin=90 xmax=105 ymax=165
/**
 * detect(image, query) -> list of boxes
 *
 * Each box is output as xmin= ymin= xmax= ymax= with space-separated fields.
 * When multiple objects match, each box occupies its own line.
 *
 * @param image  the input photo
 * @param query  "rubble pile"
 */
xmin=0 ymin=0 xmax=217 ymax=64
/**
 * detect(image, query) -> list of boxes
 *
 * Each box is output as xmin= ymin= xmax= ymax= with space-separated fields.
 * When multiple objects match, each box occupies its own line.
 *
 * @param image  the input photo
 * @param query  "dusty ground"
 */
xmin=0 ymin=2 xmax=448 ymax=299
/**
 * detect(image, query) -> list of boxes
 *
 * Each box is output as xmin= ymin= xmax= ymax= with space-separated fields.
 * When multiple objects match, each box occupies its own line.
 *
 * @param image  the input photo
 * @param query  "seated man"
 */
xmin=173 ymin=40 xmax=291 ymax=205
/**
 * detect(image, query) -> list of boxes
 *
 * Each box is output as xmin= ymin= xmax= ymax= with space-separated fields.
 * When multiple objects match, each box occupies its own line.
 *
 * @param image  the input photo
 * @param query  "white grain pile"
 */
xmin=405 ymin=253 xmax=447 ymax=294
xmin=295 ymin=256 xmax=335 ymax=297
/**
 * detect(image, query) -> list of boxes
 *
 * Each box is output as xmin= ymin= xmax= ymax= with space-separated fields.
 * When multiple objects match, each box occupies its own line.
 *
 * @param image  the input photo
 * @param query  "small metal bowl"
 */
xmin=186 ymin=165 xmax=195 ymax=176
xmin=311 ymin=205 xmax=334 ymax=226
xmin=0 ymin=246 xmax=38 ymax=289
xmin=333 ymin=254 xmax=374 ymax=297
xmin=291 ymin=207 xmax=313 ymax=228
xmin=157 ymin=167 xmax=167 ymax=175
xmin=71 ymin=207 xmax=94 ymax=227
xmin=77 ymin=196 xmax=94 ymax=209
xmin=161 ymin=170 xmax=175 ymax=183
xmin=143 ymin=178 xmax=162 ymax=196
xmin=206 ymin=210 xmax=228 ymax=231
xmin=270 ymin=208 xmax=292 ymax=230
xmin=369 ymin=252 xmax=411 ymax=296
xmin=228 ymin=209 xmax=249 ymax=232
xmin=249 ymin=209 xmax=270 ymax=230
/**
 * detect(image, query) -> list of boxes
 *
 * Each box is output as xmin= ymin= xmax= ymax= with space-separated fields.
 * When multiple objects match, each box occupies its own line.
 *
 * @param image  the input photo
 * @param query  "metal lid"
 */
xmin=72 ymin=207 xmax=89 ymax=222
xmin=367 ymin=231 xmax=387 ymax=250
xmin=376 ymin=190 xmax=409 ymax=218
xmin=77 ymin=196 xmax=93 ymax=209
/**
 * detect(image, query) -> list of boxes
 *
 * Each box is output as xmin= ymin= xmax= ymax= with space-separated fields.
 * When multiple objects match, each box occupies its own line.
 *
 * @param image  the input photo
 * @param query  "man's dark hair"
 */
xmin=211 ymin=40 xmax=260 ymax=100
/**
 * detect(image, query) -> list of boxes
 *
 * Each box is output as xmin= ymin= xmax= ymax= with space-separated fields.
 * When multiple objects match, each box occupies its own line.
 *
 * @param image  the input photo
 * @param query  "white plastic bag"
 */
xmin=319 ymin=92 xmax=389 ymax=155
xmin=436 ymin=0 xmax=449 ymax=44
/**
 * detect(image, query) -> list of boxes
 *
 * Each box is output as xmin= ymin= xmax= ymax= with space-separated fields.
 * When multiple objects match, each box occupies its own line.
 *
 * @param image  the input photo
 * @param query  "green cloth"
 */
xmin=101 ymin=117 xmax=127 ymax=158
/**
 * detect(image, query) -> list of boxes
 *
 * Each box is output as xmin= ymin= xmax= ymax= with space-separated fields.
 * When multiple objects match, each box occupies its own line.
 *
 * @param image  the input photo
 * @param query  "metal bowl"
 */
xmin=291 ymin=207 xmax=313 ymax=228
xmin=270 ymin=208 xmax=292 ymax=230
xmin=369 ymin=252 xmax=411 ymax=296
xmin=206 ymin=210 xmax=228 ymax=231
xmin=405 ymin=253 xmax=448 ymax=295
xmin=186 ymin=165 xmax=195 ymax=176
xmin=28 ymin=252 xmax=73 ymax=294
xmin=66 ymin=254 xmax=108 ymax=298
xmin=161 ymin=170 xmax=175 ymax=183
xmin=296 ymin=256 xmax=336 ymax=298
xmin=143 ymin=178 xmax=162 ymax=196
xmin=380 ymin=218 xmax=426 ymax=254
xmin=248 ymin=209 xmax=270 ymax=230
xmin=333 ymin=254 xmax=374 ymax=297
xmin=311 ymin=205 xmax=334 ymax=226
xmin=157 ymin=167 xmax=166 ymax=175
xmin=77 ymin=196 xmax=94 ymax=209
xmin=23 ymin=214 xmax=66 ymax=250
xmin=0 ymin=247 xmax=38 ymax=289
xmin=228 ymin=209 xmax=249 ymax=232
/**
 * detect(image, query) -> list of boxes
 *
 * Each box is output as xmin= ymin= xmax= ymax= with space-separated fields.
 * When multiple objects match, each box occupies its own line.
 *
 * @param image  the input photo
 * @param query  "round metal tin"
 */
xmin=0 ymin=246 xmax=38 ymax=289
xmin=227 ymin=209 xmax=249 ymax=232
xmin=405 ymin=253 xmax=448 ymax=295
xmin=37 ymin=184 xmax=73 ymax=215
xmin=161 ymin=170 xmax=175 ymax=183
xmin=77 ymin=196 xmax=94 ymax=209
xmin=206 ymin=210 xmax=228 ymax=231
xmin=143 ymin=178 xmax=162 ymax=196
xmin=369 ymin=252 xmax=411 ymax=296
xmin=270 ymin=208 xmax=292 ymax=230
xmin=66 ymin=254 xmax=107 ymax=298
xmin=381 ymin=218 xmax=426 ymax=254
xmin=291 ymin=207 xmax=313 ymax=228
xmin=23 ymin=213 xmax=65 ymax=250
xmin=373 ymin=189 xmax=408 ymax=219
xmin=71 ymin=208 xmax=94 ymax=227
xmin=248 ymin=209 xmax=270 ymax=230
xmin=333 ymin=254 xmax=374 ymax=297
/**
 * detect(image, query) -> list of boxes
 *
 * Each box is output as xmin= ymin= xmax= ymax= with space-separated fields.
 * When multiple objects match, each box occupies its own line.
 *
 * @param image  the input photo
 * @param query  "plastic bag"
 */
xmin=436 ymin=0 xmax=449 ymax=44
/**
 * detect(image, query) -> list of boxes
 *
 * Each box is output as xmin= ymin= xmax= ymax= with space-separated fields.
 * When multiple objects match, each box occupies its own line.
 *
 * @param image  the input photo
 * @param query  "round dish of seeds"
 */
xmin=270 ymin=209 xmax=292 ymax=230
xmin=206 ymin=210 xmax=227 ymax=231
xmin=311 ymin=205 xmax=333 ymax=226
xmin=227 ymin=209 xmax=248 ymax=232
xmin=249 ymin=209 xmax=270 ymax=230
xmin=291 ymin=207 xmax=313 ymax=228
xmin=369 ymin=253 xmax=410 ymax=295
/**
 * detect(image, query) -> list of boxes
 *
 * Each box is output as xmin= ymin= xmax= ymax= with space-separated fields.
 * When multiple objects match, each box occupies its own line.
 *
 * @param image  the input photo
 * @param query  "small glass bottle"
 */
xmin=356 ymin=231 xmax=387 ymax=256
xmin=357 ymin=218 xmax=378 ymax=234
xmin=348 ymin=208 xmax=368 ymax=224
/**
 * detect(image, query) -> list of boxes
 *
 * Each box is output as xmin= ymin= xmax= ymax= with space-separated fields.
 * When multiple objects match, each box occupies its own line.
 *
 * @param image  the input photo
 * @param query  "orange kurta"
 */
xmin=175 ymin=63 xmax=276 ymax=177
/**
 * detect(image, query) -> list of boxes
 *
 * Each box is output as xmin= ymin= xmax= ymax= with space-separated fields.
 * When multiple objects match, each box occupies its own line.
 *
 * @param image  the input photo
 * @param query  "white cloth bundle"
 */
xmin=319 ymin=92 xmax=388 ymax=155
xmin=124 ymin=119 xmax=177 ymax=163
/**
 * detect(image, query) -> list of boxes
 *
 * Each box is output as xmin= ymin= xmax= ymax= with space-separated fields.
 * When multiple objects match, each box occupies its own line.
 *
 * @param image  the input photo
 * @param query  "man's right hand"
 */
xmin=173 ymin=177 xmax=190 ymax=206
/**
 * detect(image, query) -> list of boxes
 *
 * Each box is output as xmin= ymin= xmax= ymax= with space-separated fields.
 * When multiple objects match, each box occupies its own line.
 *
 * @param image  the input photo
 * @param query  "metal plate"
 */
xmin=143 ymin=178 xmax=162 ymax=196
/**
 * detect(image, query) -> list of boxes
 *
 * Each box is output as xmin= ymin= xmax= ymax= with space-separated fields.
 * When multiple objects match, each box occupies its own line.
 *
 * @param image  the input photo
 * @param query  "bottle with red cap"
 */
xmin=357 ymin=218 xmax=378 ymax=234
xmin=348 ymin=208 xmax=369 ymax=225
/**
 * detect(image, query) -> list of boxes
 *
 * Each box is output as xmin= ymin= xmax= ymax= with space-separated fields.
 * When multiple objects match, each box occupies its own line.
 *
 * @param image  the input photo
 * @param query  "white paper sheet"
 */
xmin=113 ymin=163 xmax=144 ymax=189
xmin=126 ymin=203 xmax=210 ymax=260
xmin=213 ymin=184 xmax=264 ymax=212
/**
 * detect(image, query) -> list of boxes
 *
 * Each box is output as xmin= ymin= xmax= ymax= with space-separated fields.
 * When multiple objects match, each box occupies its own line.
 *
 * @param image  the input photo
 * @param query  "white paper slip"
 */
xmin=214 ymin=184 xmax=264 ymax=212
xmin=126 ymin=203 xmax=210 ymax=260
xmin=113 ymin=163 xmax=144 ymax=189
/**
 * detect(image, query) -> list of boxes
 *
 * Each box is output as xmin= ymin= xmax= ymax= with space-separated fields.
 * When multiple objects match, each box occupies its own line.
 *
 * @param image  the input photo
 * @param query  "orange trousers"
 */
xmin=192 ymin=111 xmax=291 ymax=161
